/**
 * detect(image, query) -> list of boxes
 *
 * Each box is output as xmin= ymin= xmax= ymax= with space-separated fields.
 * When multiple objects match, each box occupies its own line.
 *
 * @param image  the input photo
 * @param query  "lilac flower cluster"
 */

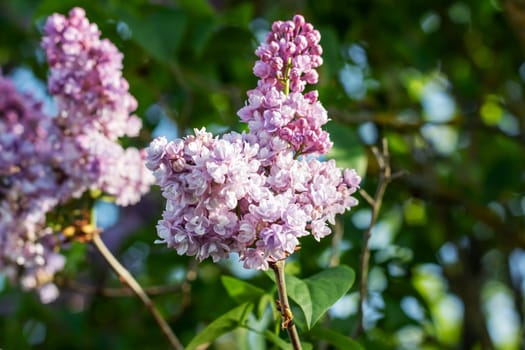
xmin=41 ymin=7 xmax=141 ymax=139
xmin=238 ymin=15 xmax=331 ymax=158
xmin=0 ymin=8 xmax=153 ymax=302
xmin=42 ymin=7 xmax=152 ymax=205
xmin=147 ymin=15 xmax=361 ymax=270
xmin=0 ymin=76 xmax=65 ymax=303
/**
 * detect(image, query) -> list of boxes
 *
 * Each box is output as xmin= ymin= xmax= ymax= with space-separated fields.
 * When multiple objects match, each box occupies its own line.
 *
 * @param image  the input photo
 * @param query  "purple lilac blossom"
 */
xmin=41 ymin=7 xmax=141 ymax=140
xmin=0 ymin=75 xmax=66 ymax=303
xmin=147 ymin=15 xmax=361 ymax=270
xmin=40 ymin=7 xmax=154 ymax=204
xmin=238 ymin=15 xmax=331 ymax=159
xmin=0 ymin=7 xmax=154 ymax=303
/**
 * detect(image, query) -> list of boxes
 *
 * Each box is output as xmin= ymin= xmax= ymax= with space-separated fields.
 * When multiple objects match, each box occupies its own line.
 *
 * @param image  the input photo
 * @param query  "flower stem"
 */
xmin=270 ymin=259 xmax=302 ymax=350
xmin=92 ymin=232 xmax=184 ymax=350
xmin=284 ymin=57 xmax=292 ymax=96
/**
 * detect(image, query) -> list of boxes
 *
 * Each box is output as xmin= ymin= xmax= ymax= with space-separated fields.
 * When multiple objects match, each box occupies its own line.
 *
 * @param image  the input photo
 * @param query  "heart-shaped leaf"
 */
xmin=303 ymin=265 xmax=355 ymax=328
xmin=267 ymin=265 xmax=355 ymax=329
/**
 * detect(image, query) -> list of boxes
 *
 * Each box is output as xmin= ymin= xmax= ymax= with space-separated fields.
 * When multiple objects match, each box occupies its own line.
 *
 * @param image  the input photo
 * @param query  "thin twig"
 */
xmin=62 ymin=279 xmax=184 ymax=297
xmin=328 ymin=107 xmax=525 ymax=146
xmin=270 ymin=259 xmax=302 ymax=350
xmin=358 ymin=188 xmax=374 ymax=207
xmin=92 ymin=233 xmax=185 ymax=350
xmin=353 ymin=138 xmax=392 ymax=338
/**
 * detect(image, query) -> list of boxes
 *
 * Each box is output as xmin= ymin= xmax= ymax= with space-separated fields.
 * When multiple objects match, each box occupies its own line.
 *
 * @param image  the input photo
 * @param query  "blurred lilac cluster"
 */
xmin=42 ymin=7 xmax=141 ymax=140
xmin=0 ymin=76 xmax=66 ymax=303
xmin=41 ymin=7 xmax=152 ymax=205
xmin=0 ymin=8 xmax=153 ymax=302
xmin=147 ymin=15 xmax=361 ymax=270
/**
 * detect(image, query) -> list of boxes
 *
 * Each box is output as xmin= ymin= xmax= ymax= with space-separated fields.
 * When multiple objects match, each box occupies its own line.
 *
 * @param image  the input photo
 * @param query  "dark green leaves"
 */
xmin=116 ymin=9 xmax=187 ymax=63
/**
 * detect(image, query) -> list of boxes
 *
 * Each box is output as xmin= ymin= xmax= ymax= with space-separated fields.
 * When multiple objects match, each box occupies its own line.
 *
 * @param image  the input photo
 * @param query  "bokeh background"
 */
xmin=1 ymin=0 xmax=525 ymax=349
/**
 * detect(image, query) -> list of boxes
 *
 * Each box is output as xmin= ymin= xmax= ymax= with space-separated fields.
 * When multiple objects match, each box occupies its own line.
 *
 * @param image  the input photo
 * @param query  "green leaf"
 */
xmin=175 ymin=0 xmax=215 ymax=17
xmin=62 ymin=242 xmax=87 ymax=275
xmin=221 ymin=276 xmax=265 ymax=304
xmin=266 ymin=265 xmax=355 ymax=329
xmin=310 ymin=326 xmax=364 ymax=350
xmin=303 ymin=265 xmax=355 ymax=328
xmin=116 ymin=9 xmax=187 ymax=63
xmin=258 ymin=293 xmax=275 ymax=319
xmin=220 ymin=2 xmax=254 ymax=27
xmin=190 ymin=18 xmax=221 ymax=57
xmin=263 ymin=330 xmax=293 ymax=350
xmin=260 ymin=330 xmax=313 ymax=350
xmin=318 ymin=27 xmax=343 ymax=78
xmin=282 ymin=274 xmax=313 ymax=328
xmin=325 ymin=121 xmax=367 ymax=177
xmin=186 ymin=302 xmax=254 ymax=350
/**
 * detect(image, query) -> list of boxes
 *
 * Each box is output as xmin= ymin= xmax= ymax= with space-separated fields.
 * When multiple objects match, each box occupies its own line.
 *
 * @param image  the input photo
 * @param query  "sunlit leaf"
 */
xmin=267 ymin=265 xmax=355 ymax=329
xmin=263 ymin=330 xmax=293 ymax=350
xmin=221 ymin=276 xmax=265 ymax=304
xmin=303 ymin=265 xmax=356 ymax=328
xmin=281 ymin=274 xmax=313 ymax=328
xmin=310 ymin=326 xmax=364 ymax=350
xmin=186 ymin=302 xmax=254 ymax=350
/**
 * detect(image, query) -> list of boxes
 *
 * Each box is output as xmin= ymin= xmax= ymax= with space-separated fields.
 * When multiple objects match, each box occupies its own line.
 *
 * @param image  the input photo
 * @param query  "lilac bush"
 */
xmin=0 ymin=8 xmax=153 ymax=302
xmin=147 ymin=15 xmax=361 ymax=270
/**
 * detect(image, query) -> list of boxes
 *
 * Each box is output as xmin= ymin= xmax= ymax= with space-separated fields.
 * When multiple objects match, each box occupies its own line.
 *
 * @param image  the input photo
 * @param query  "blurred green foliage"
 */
xmin=1 ymin=0 xmax=525 ymax=349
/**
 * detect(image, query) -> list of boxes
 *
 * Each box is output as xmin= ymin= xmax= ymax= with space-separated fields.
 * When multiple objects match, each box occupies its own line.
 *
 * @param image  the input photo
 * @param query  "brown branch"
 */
xmin=170 ymin=260 xmax=198 ymax=322
xmin=92 ymin=233 xmax=185 ymax=350
xmin=328 ymin=108 xmax=525 ymax=145
xmin=270 ymin=259 xmax=302 ymax=350
xmin=353 ymin=138 xmax=392 ymax=338
xmin=503 ymin=0 xmax=525 ymax=54
xmin=61 ymin=279 xmax=184 ymax=297
xmin=358 ymin=188 xmax=374 ymax=207
xmin=399 ymin=175 xmax=525 ymax=246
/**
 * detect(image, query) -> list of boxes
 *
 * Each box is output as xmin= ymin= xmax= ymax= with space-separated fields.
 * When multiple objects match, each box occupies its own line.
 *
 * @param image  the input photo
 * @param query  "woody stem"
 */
xmin=270 ymin=259 xmax=302 ymax=350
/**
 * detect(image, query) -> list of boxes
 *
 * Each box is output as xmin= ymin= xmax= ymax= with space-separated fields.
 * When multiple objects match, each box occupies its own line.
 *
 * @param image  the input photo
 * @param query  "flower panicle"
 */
xmin=147 ymin=15 xmax=361 ymax=271
xmin=238 ymin=15 xmax=331 ymax=159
